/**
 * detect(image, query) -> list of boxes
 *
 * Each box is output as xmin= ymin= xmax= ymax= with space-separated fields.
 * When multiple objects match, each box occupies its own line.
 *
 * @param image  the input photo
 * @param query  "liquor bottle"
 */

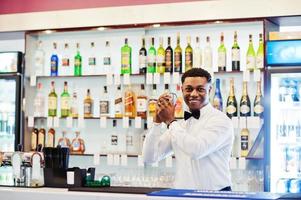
xmin=124 ymin=85 xmax=136 ymax=118
xmin=254 ymin=81 xmax=264 ymax=118
xmin=139 ymin=38 xmax=147 ymax=74
xmin=121 ymin=38 xmax=132 ymax=74
xmin=103 ymin=41 xmax=111 ymax=71
xmin=256 ymin=33 xmax=264 ymax=70
xmin=136 ymin=84 xmax=147 ymax=119
xmin=38 ymin=126 xmax=46 ymax=149
xmin=193 ymin=36 xmax=202 ymax=68
xmin=88 ymin=42 xmax=96 ymax=67
xmin=114 ymin=85 xmax=123 ymax=118
xmin=240 ymin=81 xmax=251 ymax=117
xmin=185 ymin=35 xmax=193 ymax=72
xmin=240 ymin=126 xmax=250 ymax=157
xmin=61 ymin=81 xmax=70 ymax=118
xmin=31 ymin=128 xmax=39 ymax=151
xmin=48 ymin=81 xmax=57 ymax=117
xmin=57 ymin=131 xmax=71 ymax=148
xmin=71 ymin=90 xmax=79 ymax=118
xmin=34 ymin=40 xmax=45 ymax=76
xmin=147 ymin=37 xmax=156 ymax=73
xmin=148 ymin=84 xmax=158 ymax=117
xmin=71 ymin=131 xmax=85 ymax=154
xmin=99 ymin=86 xmax=110 ymax=117
xmin=174 ymin=84 xmax=184 ymax=118
xmin=157 ymin=37 xmax=165 ymax=74
xmin=246 ymin=34 xmax=256 ymax=72
xmin=47 ymin=128 xmax=55 ymax=148
xmin=174 ymin=33 xmax=182 ymax=73
xmin=226 ymin=78 xmax=238 ymax=118
xmin=203 ymin=36 xmax=213 ymax=71
xmin=62 ymin=43 xmax=70 ymax=67
xmin=74 ymin=43 xmax=82 ymax=76
xmin=218 ymin=32 xmax=227 ymax=72
xmin=165 ymin=37 xmax=173 ymax=73
xmin=213 ymin=78 xmax=223 ymax=111
xmin=50 ymin=42 xmax=58 ymax=76
xmin=34 ymin=82 xmax=45 ymax=117
xmin=231 ymin=31 xmax=240 ymax=71
xmin=84 ymin=89 xmax=94 ymax=118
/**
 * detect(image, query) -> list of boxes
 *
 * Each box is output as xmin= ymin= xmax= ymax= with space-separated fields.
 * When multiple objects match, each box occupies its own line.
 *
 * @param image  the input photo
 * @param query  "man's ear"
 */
xmin=208 ymin=85 xmax=212 ymax=94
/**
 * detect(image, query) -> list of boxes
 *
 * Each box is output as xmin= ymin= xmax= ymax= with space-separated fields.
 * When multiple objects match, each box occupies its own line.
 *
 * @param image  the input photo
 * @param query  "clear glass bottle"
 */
xmin=231 ymin=31 xmax=240 ymax=71
xmin=157 ymin=37 xmax=165 ymax=74
xmin=121 ymin=38 xmax=132 ymax=74
xmin=48 ymin=81 xmax=57 ymax=117
xmin=218 ymin=32 xmax=227 ymax=72
xmin=74 ymin=43 xmax=82 ymax=76
xmin=174 ymin=33 xmax=182 ymax=73
xmin=147 ymin=37 xmax=156 ymax=73
xmin=185 ymin=35 xmax=193 ymax=72
xmin=60 ymin=81 xmax=70 ymax=118
xmin=34 ymin=40 xmax=45 ymax=76
xmin=203 ymin=36 xmax=213 ymax=72
xmin=34 ymin=82 xmax=45 ymax=117
xmin=139 ymin=38 xmax=147 ymax=74
xmin=193 ymin=36 xmax=202 ymax=68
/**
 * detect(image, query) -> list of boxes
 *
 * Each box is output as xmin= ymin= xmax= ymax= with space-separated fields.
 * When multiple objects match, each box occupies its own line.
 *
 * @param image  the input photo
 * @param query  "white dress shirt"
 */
xmin=142 ymin=103 xmax=234 ymax=190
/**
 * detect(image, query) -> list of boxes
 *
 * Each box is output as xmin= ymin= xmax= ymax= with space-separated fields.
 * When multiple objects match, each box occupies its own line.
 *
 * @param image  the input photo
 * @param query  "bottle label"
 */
xmin=89 ymin=57 xmax=96 ymax=66
xmin=226 ymin=105 xmax=237 ymax=114
xmin=241 ymin=135 xmax=249 ymax=150
xmin=47 ymin=133 xmax=54 ymax=147
xmin=31 ymin=132 xmax=37 ymax=150
xmin=48 ymin=97 xmax=57 ymax=110
xmin=213 ymin=97 xmax=222 ymax=111
xmin=148 ymin=55 xmax=156 ymax=64
xmin=137 ymin=98 xmax=147 ymax=112
xmin=103 ymin=57 xmax=111 ymax=66
xmin=256 ymin=56 xmax=264 ymax=69
xmin=139 ymin=55 xmax=147 ymax=68
xmin=61 ymin=96 xmax=70 ymax=110
xmin=148 ymin=101 xmax=157 ymax=116
xmin=174 ymin=52 xmax=182 ymax=71
xmin=62 ymin=58 xmax=70 ymax=67
xmin=240 ymin=105 xmax=250 ymax=114
xmin=121 ymin=52 xmax=130 ymax=72
xmin=99 ymin=101 xmax=109 ymax=114
xmin=218 ymin=52 xmax=226 ymax=67
xmin=232 ymin=49 xmax=240 ymax=61
xmin=72 ymin=140 xmax=80 ymax=151
xmin=75 ymin=58 xmax=81 ymax=67
xmin=125 ymin=95 xmax=134 ymax=106
xmin=246 ymin=56 xmax=256 ymax=70
xmin=84 ymin=103 xmax=92 ymax=114
xmin=115 ymin=97 xmax=122 ymax=105
xmin=254 ymin=104 xmax=264 ymax=114
xmin=165 ymin=50 xmax=172 ymax=71
xmin=185 ymin=52 xmax=193 ymax=66
xmin=51 ymin=60 xmax=58 ymax=72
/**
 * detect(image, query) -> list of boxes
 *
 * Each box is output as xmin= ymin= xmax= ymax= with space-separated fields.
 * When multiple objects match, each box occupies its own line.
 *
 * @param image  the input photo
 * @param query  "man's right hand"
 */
xmin=153 ymin=103 xmax=163 ymax=123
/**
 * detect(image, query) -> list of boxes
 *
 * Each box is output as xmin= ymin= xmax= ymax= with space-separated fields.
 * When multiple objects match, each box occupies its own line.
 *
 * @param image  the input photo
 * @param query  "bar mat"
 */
xmin=68 ymin=186 xmax=167 ymax=194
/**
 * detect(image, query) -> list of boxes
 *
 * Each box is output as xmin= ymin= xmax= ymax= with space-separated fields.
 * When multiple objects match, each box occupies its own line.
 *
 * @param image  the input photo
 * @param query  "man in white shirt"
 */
xmin=142 ymin=68 xmax=234 ymax=191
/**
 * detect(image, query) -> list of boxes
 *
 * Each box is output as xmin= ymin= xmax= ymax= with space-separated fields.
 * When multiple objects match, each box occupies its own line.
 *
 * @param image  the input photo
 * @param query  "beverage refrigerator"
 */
xmin=0 ymin=51 xmax=23 ymax=152
xmin=264 ymin=40 xmax=301 ymax=193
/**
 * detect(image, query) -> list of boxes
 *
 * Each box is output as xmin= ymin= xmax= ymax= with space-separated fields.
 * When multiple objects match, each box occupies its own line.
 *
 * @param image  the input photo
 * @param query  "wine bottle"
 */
xmin=254 ymin=81 xmax=264 ymax=118
xmin=157 ymin=37 xmax=165 ymax=74
xmin=50 ymin=42 xmax=58 ymax=76
xmin=256 ymin=33 xmax=264 ymax=70
xmin=121 ymin=38 xmax=132 ymax=74
xmin=84 ymin=89 xmax=94 ymax=118
xmin=124 ymin=85 xmax=136 ymax=118
xmin=240 ymin=126 xmax=250 ymax=157
xmin=74 ymin=43 xmax=82 ymax=76
xmin=185 ymin=35 xmax=193 ymax=72
xmin=103 ymin=41 xmax=111 ymax=69
xmin=240 ymin=81 xmax=251 ymax=117
xmin=193 ymin=36 xmax=202 ymax=68
xmin=165 ymin=37 xmax=173 ymax=73
xmin=174 ymin=33 xmax=182 ymax=73
xmin=47 ymin=128 xmax=55 ymax=148
xmin=213 ymin=78 xmax=223 ymax=111
xmin=114 ymin=85 xmax=123 ymax=118
xmin=48 ymin=81 xmax=57 ymax=117
xmin=203 ymin=36 xmax=213 ymax=72
xmin=60 ymin=81 xmax=70 ymax=118
xmin=226 ymin=78 xmax=238 ymax=118
xmin=218 ymin=32 xmax=226 ymax=72
xmin=136 ymin=84 xmax=147 ymax=119
xmin=99 ymin=86 xmax=110 ymax=117
xmin=246 ymin=34 xmax=256 ymax=72
xmin=139 ymin=38 xmax=147 ymax=74
xmin=231 ymin=31 xmax=240 ymax=71
xmin=147 ymin=37 xmax=156 ymax=73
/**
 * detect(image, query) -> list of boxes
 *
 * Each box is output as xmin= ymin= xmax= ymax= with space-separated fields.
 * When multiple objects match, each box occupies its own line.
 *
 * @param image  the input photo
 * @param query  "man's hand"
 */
xmin=156 ymin=94 xmax=175 ymax=125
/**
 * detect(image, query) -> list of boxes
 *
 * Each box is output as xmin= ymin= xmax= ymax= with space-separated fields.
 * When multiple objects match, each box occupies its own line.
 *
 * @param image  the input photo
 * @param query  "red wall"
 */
xmin=0 ymin=0 xmax=201 ymax=14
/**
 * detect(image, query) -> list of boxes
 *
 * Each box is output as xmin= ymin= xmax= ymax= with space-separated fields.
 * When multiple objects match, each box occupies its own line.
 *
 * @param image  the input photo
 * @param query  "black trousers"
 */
xmin=220 ymin=186 xmax=232 ymax=191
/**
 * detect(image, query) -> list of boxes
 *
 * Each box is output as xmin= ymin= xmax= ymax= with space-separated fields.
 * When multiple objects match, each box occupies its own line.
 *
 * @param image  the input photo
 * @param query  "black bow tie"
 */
xmin=184 ymin=110 xmax=200 ymax=120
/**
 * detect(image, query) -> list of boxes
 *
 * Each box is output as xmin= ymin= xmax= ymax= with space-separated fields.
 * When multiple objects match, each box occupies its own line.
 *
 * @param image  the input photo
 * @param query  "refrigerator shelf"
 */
xmin=275 ymin=102 xmax=301 ymax=110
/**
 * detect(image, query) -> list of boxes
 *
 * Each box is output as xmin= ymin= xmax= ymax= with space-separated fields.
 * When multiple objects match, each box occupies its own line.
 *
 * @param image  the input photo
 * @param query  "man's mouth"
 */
xmin=189 ymin=99 xmax=200 ymax=103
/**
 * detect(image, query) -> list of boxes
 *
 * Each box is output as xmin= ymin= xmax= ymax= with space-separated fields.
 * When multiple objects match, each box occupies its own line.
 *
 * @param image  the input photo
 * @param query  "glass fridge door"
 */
xmin=0 ymin=78 xmax=18 ymax=152
xmin=270 ymin=73 xmax=301 ymax=193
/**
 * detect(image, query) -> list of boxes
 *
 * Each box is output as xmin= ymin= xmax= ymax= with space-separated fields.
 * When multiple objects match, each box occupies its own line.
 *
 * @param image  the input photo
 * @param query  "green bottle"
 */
xmin=147 ymin=37 xmax=156 ymax=73
xmin=218 ymin=32 xmax=226 ymax=72
xmin=61 ymin=81 xmax=70 ymax=118
xmin=48 ymin=81 xmax=57 ymax=117
xmin=174 ymin=33 xmax=182 ymax=73
xmin=157 ymin=37 xmax=165 ymax=74
xmin=256 ymin=33 xmax=264 ymax=70
xmin=121 ymin=38 xmax=132 ymax=74
xmin=246 ymin=34 xmax=256 ymax=72
xmin=74 ymin=43 xmax=82 ymax=76
xmin=185 ymin=35 xmax=193 ymax=72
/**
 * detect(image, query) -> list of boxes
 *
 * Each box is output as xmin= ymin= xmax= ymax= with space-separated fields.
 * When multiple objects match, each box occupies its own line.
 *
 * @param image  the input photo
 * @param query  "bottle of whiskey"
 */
xmin=165 ymin=37 xmax=173 ymax=73
xmin=48 ymin=81 xmax=57 ymax=117
xmin=46 ymin=128 xmax=55 ymax=148
xmin=240 ymin=126 xmax=250 ymax=157
xmin=50 ymin=42 xmax=58 ymax=76
xmin=124 ymin=85 xmax=136 ymax=118
xmin=213 ymin=79 xmax=223 ymax=111
xmin=139 ymin=38 xmax=147 ymax=74
xmin=121 ymin=38 xmax=132 ymax=74
xmin=34 ymin=82 xmax=45 ymax=117
xmin=58 ymin=131 xmax=71 ymax=148
xmin=157 ymin=37 xmax=165 ymax=74
xmin=174 ymin=84 xmax=184 ymax=118
xmin=218 ymin=32 xmax=227 ymax=72
xmin=136 ymin=84 xmax=147 ymax=119
xmin=254 ymin=81 xmax=264 ymax=118
xmin=84 ymin=89 xmax=94 ymax=118
xmin=193 ymin=36 xmax=202 ymax=68
xmin=61 ymin=81 xmax=70 ymax=118
xmin=148 ymin=84 xmax=158 ymax=118
xmin=185 ymin=35 xmax=193 ymax=72
xmin=147 ymin=37 xmax=156 ymax=73
xmin=246 ymin=34 xmax=256 ymax=72
xmin=31 ymin=128 xmax=39 ymax=151
xmin=240 ymin=81 xmax=251 ymax=117
xmin=114 ymin=85 xmax=123 ymax=118
xmin=174 ymin=33 xmax=182 ymax=73
xmin=226 ymin=78 xmax=238 ymax=118
xmin=74 ymin=43 xmax=82 ymax=76
xmin=99 ymin=86 xmax=110 ymax=117
xmin=88 ymin=42 xmax=96 ymax=74
xmin=71 ymin=90 xmax=79 ymax=118
xmin=231 ymin=31 xmax=240 ymax=71
xmin=71 ymin=131 xmax=85 ymax=154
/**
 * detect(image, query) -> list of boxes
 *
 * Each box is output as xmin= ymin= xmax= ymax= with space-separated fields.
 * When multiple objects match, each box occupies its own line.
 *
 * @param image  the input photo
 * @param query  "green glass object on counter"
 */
xmin=74 ymin=43 xmax=82 ymax=76
xmin=85 ymin=175 xmax=110 ymax=187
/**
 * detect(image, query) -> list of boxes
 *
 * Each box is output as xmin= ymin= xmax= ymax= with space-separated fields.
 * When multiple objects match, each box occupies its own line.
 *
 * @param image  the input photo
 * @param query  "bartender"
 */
xmin=143 ymin=68 xmax=234 ymax=191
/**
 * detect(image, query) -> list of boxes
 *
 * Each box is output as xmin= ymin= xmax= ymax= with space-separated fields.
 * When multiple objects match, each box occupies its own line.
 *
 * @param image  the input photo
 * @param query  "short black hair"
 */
xmin=181 ymin=68 xmax=212 ymax=84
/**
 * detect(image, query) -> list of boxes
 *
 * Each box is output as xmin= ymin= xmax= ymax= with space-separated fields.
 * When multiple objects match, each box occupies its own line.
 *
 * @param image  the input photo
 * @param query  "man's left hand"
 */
xmin=157 ymin=94 xmax=175 ymax=125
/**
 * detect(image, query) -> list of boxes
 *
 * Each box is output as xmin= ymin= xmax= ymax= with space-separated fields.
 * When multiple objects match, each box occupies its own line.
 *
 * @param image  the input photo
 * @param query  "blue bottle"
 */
xmin=50 ymin=42 xmax=58 ymax=76
xmin=213 ymin=78 xmax=223 ymax=111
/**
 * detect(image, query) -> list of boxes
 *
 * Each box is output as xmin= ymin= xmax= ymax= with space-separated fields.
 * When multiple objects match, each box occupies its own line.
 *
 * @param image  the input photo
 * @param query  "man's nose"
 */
xmin=191 ymin=89 xmax=198 ymax=96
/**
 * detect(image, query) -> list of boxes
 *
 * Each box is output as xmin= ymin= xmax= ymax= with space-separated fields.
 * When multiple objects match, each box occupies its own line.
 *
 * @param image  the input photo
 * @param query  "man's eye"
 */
xmin=198 ymin=88 xmax=205 ymax=92
xmin=185 ymin=88 xmax=193 ymax=92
